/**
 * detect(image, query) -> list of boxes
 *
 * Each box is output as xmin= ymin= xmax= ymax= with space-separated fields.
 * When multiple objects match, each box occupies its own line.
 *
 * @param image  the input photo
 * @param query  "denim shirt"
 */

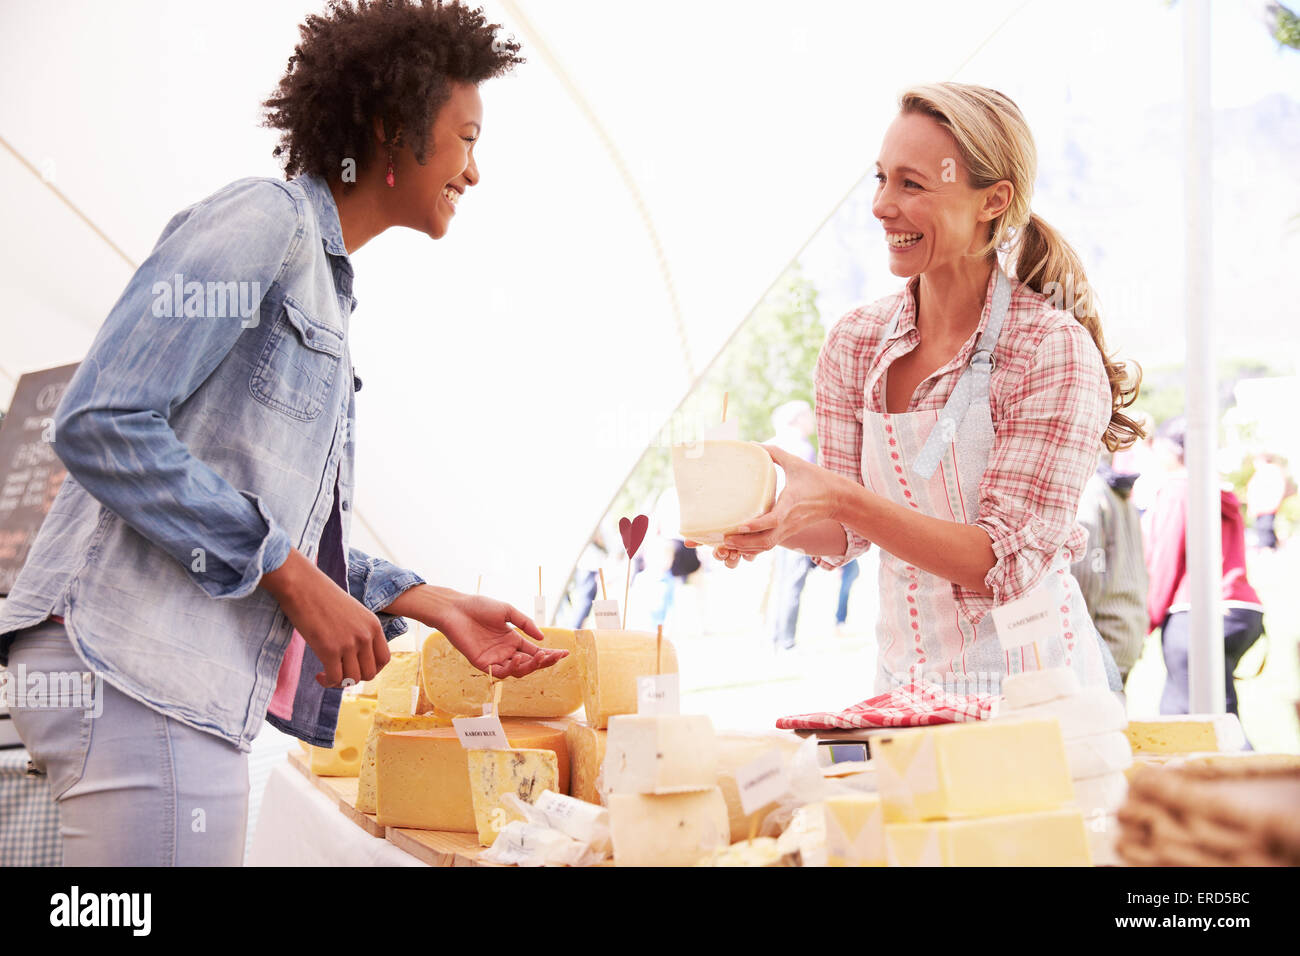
xmin=0 ymin=174 xmax=424 ymax=752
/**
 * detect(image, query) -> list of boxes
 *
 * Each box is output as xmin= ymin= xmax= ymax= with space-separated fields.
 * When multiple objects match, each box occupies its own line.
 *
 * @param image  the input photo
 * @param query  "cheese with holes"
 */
xmin=1123 ymin=714 xmax=1246 ymax=754
xmin=564 ymin=721 xmax=608 ymax=804
xmin=825 ymin=793 xmax=886 ymax=866
xmin=374 ymin=721 xmax=569 ymax=832
xmin=1001 ymin=667 xmax=1080 ymax=709
xmin=608 ymin=787 xmax=730 ymax=867
xmin=715 ymin=732 xmax=803 ymax=842
xmin=574 ymin=629 xmax=679 ymax=729
xmin=468 ymin=748 xmax=560 ymax=845
xmin=672 ymin=441 xmax=777 ymax=545
xmin=372 ymin=651 xmax=434 ymax=715
xmin=604 ymin=714 xmax=717 ymax=794
xmin=997 ymin=686 xmax=1127 ymax=739
xmin=886 ymin=808 xmax=1092 ymax=866
xmin=874 ymin=720 xmax=1074 ymax=822
xmin=1065 ymin=731 xmax=1133 ymax=780
xmin=421 ymin=628 xmax=583 ymax=718
xmin=309 ymin=694 xmax=377 ymax=777
xmin=356 ymin=711 xmax=452 ymax=813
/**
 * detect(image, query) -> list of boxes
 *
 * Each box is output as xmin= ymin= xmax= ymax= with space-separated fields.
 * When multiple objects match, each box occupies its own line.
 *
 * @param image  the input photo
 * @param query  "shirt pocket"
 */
xmin=248 ymin=296 xmax=344 ymax=422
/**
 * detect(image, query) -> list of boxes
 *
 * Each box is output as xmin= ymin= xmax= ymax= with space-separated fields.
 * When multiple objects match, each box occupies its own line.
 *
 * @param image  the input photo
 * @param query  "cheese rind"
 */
xmin=886 ymin=809 xmax=1092 ymax=866
xmin=997 ymin=686 xmax=1127 ymax=739
xmin=564 ymin=721 xmax=608 ymax=804
xmin=1123 ymin=714 xmax=1246 ymax=754
xmin=356 ymin=711 xmax=452 ymax=814
xmin=309 ymin=695 xmax=377 ymax=777
xmin=374 ymin=721 xmax=569 ymax=832
xmin=608 ymin=787 xmax=730 ymax=867
xmin=874 ymin=719 xmax=1075 ymax=822
xmin=672 ymin=441 xmax=777 ymax=545
xmin=421 ymin=628 xmax=583 ymax=718
xmin=574 ymin=629 xmax=679 ymax=729
xmin=824 ymin=793 xmax=886 ymax=867
xmin=1001 ymin=667 xmax=1081 ymax=710
xmin=468 ymin=748 xmax=560 ymax=845
xmin=1065 ymin=731 xmax=1134 ymax=780
xmin=604 ymin=714 xmax=717 ymax=794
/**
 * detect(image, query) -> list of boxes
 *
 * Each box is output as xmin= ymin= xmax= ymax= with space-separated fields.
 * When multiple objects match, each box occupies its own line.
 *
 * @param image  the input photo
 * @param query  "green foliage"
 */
xmin=1272 ymin=2 xmax=1300 ymax=49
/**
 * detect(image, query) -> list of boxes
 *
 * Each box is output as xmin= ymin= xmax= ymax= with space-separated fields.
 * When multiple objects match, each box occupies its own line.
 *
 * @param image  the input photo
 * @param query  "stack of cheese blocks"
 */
xmin=996 ymin=668 xmax=1133 ymax=866
xmin=873 ymin=717 xmax=1092 ymax=866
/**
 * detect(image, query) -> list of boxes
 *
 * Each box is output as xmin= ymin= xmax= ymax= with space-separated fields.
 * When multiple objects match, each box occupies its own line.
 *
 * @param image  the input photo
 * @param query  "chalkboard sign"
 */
xmin=0 ymin=363 xmax=80 ymax=596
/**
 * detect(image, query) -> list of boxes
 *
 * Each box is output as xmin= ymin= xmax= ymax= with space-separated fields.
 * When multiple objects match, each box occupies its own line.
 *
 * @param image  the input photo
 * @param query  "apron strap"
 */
xmin=912 ymin=268 xmax=1011 ymax=479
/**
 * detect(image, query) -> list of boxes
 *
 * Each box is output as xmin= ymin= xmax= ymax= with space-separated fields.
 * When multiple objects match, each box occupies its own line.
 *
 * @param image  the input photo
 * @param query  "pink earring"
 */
xmin=385 ymin=148 xmax=395 ymax=188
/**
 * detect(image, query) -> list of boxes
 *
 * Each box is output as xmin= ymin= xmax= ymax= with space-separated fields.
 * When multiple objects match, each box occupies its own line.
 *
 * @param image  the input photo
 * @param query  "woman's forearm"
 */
xmin=780 ymin=518 xmax=851 ymax=557
xmin=833 ymin=482 xmax=995 ymax=594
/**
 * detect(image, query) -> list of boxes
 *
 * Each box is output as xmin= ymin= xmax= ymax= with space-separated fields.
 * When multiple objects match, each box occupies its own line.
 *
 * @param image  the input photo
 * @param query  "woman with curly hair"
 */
xmin=710 ymin=83 xmax=1142 ymax=698
xmin=0 ymin=0 xmax=562 ymax=865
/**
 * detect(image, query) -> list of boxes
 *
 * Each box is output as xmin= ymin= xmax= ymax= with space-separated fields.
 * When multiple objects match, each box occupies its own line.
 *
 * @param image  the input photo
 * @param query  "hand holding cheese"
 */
xmin=672 ymin=440 xmax=777 ymax=546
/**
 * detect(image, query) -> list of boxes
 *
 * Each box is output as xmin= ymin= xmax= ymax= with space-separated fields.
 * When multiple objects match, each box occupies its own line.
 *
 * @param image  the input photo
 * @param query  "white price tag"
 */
xmin=703 ymin=419 xmax=741 ymax=442
xmin=592 ymin=599 xmax=620 ymax=630
xmin=410 ymin=684 xmax=419 ymax=716
xmin=991 ymin=581 xmax=1060 ymax=650
xmin=734 ymin=749 xmax=790 ymax=817
xmin=635 ymin=673 xmax=680 ymax=715
xmin=453 ymin=713 xmax=509 ymax=750
xmin=534 ymin=595 xmax=547 ymax=624
xmin=482 ymin=703 xmax=495 ymax=716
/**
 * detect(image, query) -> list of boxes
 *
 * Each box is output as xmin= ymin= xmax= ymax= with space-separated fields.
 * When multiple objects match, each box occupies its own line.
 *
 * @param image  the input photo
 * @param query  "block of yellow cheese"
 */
xmin=574 ymin=629 xmax=679 ymax=729
xmin=421 ymin=628 xmax=583 ymax=718
xmin=468 ymin=748 xmax=560 ymax=845
xmin=886 ymin=808 xmax=1092 ymax=866
xmin=604 ymin=714 xmax=717 ymax=794
xmin=873 ymin=719 xmax=1074 ymax=822
xmin=309 ymin=694 xmax=378 ymax=777
xmin=371 ymin=650 xmax=436 ymax=715
xmin=374 ymin=721 xmax=569 ymax=832
xmin=356 ymin=711 xmax=452 ymax=814
xmin=564 ymin=721 xmax=608 ymax=804
xmin=825 ymin=793 xmax=886 ymax=867
xmin=1124 ymin=714 xmax=1245 ymax=754
xmin=672 ymin=440 xmax=777 ymax=545
xmin=608 ymin=787 xmax=730 ymax=867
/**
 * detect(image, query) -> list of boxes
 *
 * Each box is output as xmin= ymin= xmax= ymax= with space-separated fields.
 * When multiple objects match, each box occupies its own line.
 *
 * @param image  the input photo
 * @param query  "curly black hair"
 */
xmin=262 ymin=0 xmax=523 ymax=181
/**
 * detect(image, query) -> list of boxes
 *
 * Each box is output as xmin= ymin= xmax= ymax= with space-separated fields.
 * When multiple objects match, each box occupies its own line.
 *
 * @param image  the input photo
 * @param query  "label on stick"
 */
xmin=703 ymin=419 xmax=741 ymax=442
xmin=453 ymin=713 xmax=509 ymax=750
xmin=534 ymin=595 xmax=547 ymax=624
xmin=592 ymin=599 xmax=620 ymax=630
xmin=734 ymin=749 xmax=790 ymax=816
xmin=991 ymin=581 xmax=1060 ymax=651
xmin=636 ymin=673 xmax=680 ymax=716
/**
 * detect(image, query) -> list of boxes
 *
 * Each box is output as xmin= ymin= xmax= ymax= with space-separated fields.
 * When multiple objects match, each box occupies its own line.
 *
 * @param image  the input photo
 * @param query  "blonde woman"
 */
xmin=713 ymin=83 xmax=1141 ymax=694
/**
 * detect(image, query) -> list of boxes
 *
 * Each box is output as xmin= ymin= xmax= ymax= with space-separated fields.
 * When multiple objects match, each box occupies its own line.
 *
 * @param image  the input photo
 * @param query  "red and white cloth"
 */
xmin=776 ymin=680 xmax=999 ymax=730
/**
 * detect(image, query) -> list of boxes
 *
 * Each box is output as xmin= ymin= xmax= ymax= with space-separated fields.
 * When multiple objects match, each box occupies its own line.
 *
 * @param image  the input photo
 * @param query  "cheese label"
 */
xmin=534 ymin=595 xmax=547 ymax=624
xmin=733 ymin=749 xmax=790 ymax=816
xmin=991 ymin=581 xmax=1059 ymax=650
xmin=703 ymin=419 xmax=741 ymax=442
xmin=453 ymin=714 xmax=509 ymax=750
xmin=592 ymin=599 xmax=621 ymax=630
xmin=410 ymin=685 xmax=419 ymax=716
xmin=636 ymin=674 xmax=680 ymax=715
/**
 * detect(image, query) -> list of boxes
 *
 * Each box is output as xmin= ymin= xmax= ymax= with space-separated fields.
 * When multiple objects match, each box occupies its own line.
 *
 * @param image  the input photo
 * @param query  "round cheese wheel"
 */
xmin=1001 ymin=667 xmax=1081 ymax=710
xmin=1066 ymin=731 xmax=1134 ymax=780
xmin=1072 ymin=771 xmax=1128 ymax=815
xmin=1002 ymin=686 xmax=1126 ymax=739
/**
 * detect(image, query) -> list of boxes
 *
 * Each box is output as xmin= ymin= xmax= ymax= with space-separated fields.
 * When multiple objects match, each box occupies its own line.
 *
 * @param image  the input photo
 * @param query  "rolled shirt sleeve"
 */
xmin=347 ymin=547 xmax=426 ymax=639
xmin=812 ymin=315 xmax=873 ymax=570
xmin=961 ymin=320 xmax=1111 ymax=616
xmin=52 ymin=180 xmax=300 ymax=599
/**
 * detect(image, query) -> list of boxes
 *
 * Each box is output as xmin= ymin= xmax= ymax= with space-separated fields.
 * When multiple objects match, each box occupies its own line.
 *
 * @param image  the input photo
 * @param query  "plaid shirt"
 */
xmin=813 ymin=267 xmax=1112 ymax=623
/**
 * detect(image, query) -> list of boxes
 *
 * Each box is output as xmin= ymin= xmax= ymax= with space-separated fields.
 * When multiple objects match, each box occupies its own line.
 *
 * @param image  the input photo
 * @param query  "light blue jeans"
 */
xmin=5 ymin=620 xmax=249 ymax=865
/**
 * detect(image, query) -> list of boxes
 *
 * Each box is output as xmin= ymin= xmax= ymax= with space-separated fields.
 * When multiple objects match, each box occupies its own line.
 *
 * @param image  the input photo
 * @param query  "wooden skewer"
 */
xmin=538 ymin=566 xmax=543 ymax=596
xmin=622 ymin=560 xmax=631 ymax=630
xmin=722 ymin=391 xmax=729 ymax=424
xmin=656 ymin=624 xmax=663 ymax=676
xmin=1032 ymin=641 xmax=1043 ymax=671
xmin=599 ymin=568 xmax=607 ymax=601
xmin=747 ymin=812 xmax=759 ymax=846
xmin=492 ymin=678 xmax=503 ymax=714
xmin=475 ymin=574 xmax=482 ymax=595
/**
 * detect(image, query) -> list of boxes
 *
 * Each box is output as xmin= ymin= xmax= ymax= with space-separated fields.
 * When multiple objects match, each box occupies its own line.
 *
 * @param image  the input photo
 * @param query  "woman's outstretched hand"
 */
xmin=434 ymin=593 xmax=568 ymax=678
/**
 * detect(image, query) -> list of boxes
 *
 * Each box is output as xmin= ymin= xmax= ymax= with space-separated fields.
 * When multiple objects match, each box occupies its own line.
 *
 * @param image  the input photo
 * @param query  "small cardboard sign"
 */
xmin=991 ymin=582 xmax=1059 ymax=651
xmin=452 ymin=713 xmax=509 ymax=750
xmin=409 ymin=685 xmax=419 ymax=716
xmin=703 ymin=419 xmax=740 ymax=442
xmin=533 ymin=595 xmax=547 ymax=625
xmin=635 ymin=674 xmax=680 ymax=716
xmin=592 ymin=599 xmax=621 ymax=630
xmin=733 ymin=749 xmax=790 ymax=816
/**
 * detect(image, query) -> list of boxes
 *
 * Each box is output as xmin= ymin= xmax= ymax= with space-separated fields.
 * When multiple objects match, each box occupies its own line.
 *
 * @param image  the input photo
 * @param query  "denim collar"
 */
xmin=296 ymin=173 xmax=351 ymax=262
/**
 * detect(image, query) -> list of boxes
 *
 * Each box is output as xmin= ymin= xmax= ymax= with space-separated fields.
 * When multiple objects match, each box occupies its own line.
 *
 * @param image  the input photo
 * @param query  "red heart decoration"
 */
xmin=619 ymin=514 xmax=649 ymax=559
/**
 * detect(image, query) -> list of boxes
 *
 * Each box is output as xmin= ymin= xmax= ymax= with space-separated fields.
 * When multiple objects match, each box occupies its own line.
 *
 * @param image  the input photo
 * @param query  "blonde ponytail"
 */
xmin=899 ymin=82 xmax=1145 ymax=451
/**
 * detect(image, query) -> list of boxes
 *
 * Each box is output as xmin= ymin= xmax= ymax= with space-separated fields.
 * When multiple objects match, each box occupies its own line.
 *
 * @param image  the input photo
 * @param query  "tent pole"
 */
xmin=1183 ymin=0 xmax=1224 ymax=715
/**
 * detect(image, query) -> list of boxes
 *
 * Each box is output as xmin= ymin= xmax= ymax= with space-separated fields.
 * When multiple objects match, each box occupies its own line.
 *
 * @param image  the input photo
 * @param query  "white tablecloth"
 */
xmin=246 ymin=763 xmax=426 ymax=867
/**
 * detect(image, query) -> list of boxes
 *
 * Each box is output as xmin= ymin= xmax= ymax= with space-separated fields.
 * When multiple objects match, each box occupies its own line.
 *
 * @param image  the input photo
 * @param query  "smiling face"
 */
xmin=871 ymin=112 xmax=1009 ymax=278
xmin=397 ymin=81 xmax=484 ymax=240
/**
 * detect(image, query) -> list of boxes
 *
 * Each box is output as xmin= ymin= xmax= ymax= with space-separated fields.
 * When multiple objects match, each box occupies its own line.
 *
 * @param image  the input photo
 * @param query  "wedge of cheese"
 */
xmin=468 ymin=748 xmax=560 ymax=845
xmin=564 ymin=721 xmax=608 ymax=805
xmin=1124 ymin=714 xmax=1246 ymax=754
xmin=371 ymin=651 xmax=434 ymax=715
xmin=309 ymin=694 xmax=378 ymax=777
xmin=604 ymin=714 xmax=717 ymax=794
xmin=574 ymin=629 xmax=679 ymax=729
xmin=886 ymin=808 xmax=1092 ymax=866
xmin=715 ymin=732 xmax=804 ymax=842
xmin=608 ymin=787 xmax=730 ymax=867
xmin=825 ymin=793 xmax=886 ymax=866
xmin=996 ymin=686 xmax=1127 ymax=739
xmin=873 ymin=719 xmax=1074 ymax=823
xmin=420 ymin=628 xmax=583 ymax=718
xmin=695 ymin=837 xmax=791 ymax=867
xmin=1001 ymin=667 xmax=1080 ymax=710
xmin=672 ymin=441 xmax=777 ymax=545
xmin=356 ymin=711 xmax=452 ymax=814
xmin=374 ymin=721 xmax=569 ymax=832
